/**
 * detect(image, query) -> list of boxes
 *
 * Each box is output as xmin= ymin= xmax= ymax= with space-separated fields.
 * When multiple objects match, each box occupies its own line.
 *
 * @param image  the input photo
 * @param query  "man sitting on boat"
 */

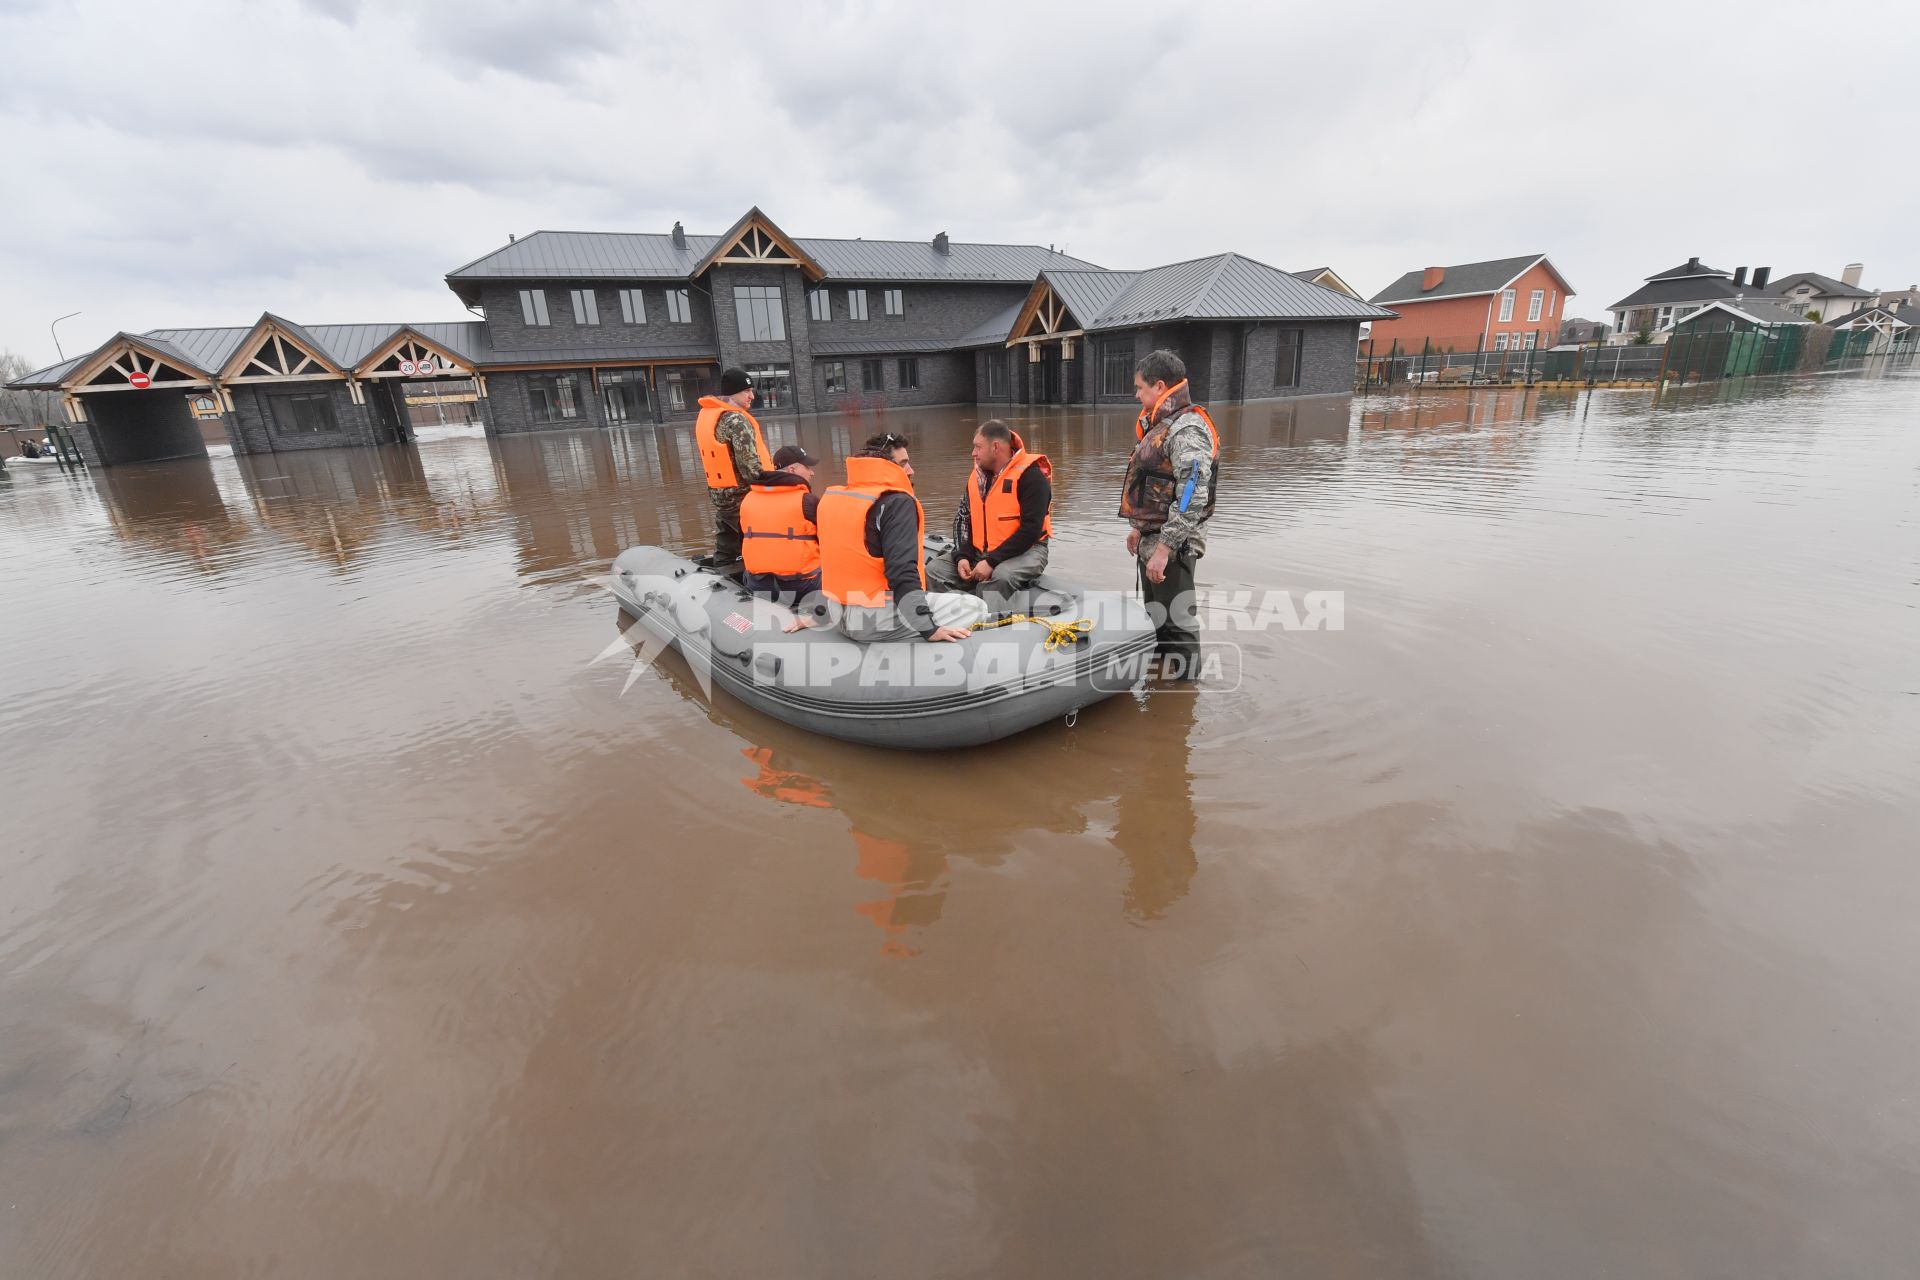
xmin=816 ymin=433 xmax=986 ymax=644
xmin=739 ymin=444 xmax=822 ymax=606
xmin=925 ymin=419 xmax=1052 ymax=608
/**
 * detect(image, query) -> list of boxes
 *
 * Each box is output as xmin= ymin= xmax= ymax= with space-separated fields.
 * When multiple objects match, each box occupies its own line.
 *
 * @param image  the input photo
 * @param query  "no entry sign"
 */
xmin=129 ymin=371 xmax=152 ymax=389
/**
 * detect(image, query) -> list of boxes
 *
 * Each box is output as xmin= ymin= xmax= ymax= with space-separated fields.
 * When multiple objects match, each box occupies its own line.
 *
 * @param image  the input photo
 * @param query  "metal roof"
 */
xmin=1762 ymin=271 xmax=1873 ymax=299
xmin=8 ymin=321 xmax=497 ymax=390
xmin=1668 ymin=299 xmax=1813 ymax=330
xmin=446 ymin=228 xmax=1102 ymax=285
xmin=1369 ymin=254 xmax=1550 ymax=304
xmin=810 ymin=336 xmax=975 ymax=356
xmin=952 ymin=299 xmax=1025 ymax=350
xmin=1648 ymin=261 xmax=1729 ymax=281
xmin=1044 ymin=269 xmax=1141 ymax=328
xmin=475 ymin=341 xmax=717 ymax=367
xmin=1086 ymin=253 xmax=1391 ymax=329
xmin=1608 ymin=276 xmax=1745 ymax=310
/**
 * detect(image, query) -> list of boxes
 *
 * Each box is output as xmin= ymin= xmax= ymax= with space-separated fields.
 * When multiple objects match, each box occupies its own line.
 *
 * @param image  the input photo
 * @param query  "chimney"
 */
xmin=933 ymin=231 xmax=950 ymax=255
xmin=508 ymin=232 xmax=516 ymax=243
xmin=1732 ymin=266 xmax=1747 ymax=288
xmin=1421 ymin=266 xmax=1445 ymax=291
xmin=671 ymin=221 xmax=686 ymax=250
xmin=1842 ymin=262 xmax=1864 ymax=287
xmin=1752 ymin=266 xmax=1771 ymax=290
xmin=1686 ymin=256 xmax=1701 ymax=273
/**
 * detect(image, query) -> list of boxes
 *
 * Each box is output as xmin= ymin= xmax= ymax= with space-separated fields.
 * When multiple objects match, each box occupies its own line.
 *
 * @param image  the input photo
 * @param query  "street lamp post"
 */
xmin=50 ymin=311 xmax=81 ymax=360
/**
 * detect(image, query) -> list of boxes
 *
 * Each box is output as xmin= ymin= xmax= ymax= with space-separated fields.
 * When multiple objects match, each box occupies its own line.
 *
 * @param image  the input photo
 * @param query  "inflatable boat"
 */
xmin=607 ymin=540 xmax=1159 ymax=749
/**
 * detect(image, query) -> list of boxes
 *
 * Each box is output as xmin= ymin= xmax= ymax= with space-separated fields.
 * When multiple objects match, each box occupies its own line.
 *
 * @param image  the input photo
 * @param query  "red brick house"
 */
xmin=1366 ymin=255 xmax=1576 ymax=356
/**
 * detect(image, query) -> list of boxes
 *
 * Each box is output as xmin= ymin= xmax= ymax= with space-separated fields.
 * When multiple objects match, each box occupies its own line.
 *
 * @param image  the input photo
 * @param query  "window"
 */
xmin=1548 ymin=290 xmax=1558 ymax=319
xmin=897 ymin=357 xmax=919 ymax=389
xmin=746 ymin=363 xmax=792 ymax=409
xmin=188 ymin=394 xmax=222 ymax=420
xmin=808 ymin=289 xmax=830 ymax=322
xmin=665 ymin=289 xmax=692 ymax=324
xmin=571 ymin=289 xmax=600 ymax=325
xmin=1527 ymin=289 xmax=1544 ymax=322
xmin=821 ymin=360 xmax=848 ymax=393
xmin=658 ymin=365 xmax=712 ymax=411
xmin=1656 ymin=306 xmax=1673 ymax=328
xmin=1274 ymin=328 xmax=1304 ymax=388
xmin=1100 ymin=342 xmax=1133 ymax=396
xmin=848 ymin=289 xmax=869 ymax=321
xmin=619 ymin=289 xmax=646 ymax=324
xmin=528 ymin=373 xmax=581 ymax=423
xmin=1523 ymin=331 xmax=1538 ymax=350
xmin=861 ymin=358 xmax=884 ymax=391
xmin=519 ymin=289 xmax=550 ymax=326
xmin=734 ymin=286 xmax=786 ymax=342
xmin=601 ymin=370 xmax=650 ymax=423
xmin=1493 ymin=333 xmax=1509 ymax=351
xmin=269 ymin=391 xmax=337 ymax=434
xmin=1497 ymin=289 xmax=1516 ymax=322
xmin=986 ymin=353 xmax=1009 ymax=398
xmin=884 ymin=289 xmax=904 ymax=316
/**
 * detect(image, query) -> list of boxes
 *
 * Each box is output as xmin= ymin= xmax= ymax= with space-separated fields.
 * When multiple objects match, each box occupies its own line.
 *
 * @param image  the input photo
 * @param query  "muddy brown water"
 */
xmin=2 ymin=378 xmax=1917 ymax=1278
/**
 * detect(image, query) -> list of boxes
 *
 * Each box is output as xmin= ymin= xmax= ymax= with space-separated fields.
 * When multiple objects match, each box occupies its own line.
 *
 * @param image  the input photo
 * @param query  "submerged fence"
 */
xmin=1357 ymin=326 xmax=1919 ymax=391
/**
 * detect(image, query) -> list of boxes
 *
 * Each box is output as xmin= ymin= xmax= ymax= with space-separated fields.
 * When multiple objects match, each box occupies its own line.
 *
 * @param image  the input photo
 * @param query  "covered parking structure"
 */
xmin=8 ymin=316 xmax=494 ymax=468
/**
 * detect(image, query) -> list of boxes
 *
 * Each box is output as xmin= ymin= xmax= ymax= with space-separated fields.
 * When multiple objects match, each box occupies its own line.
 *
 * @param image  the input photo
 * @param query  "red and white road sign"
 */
xmin=399 ymin=359 xmax=417 ymax=376
xmin=416 ymin=356 xmax=436 ymax=375
xmin=129 ymin=371 xmax=152 ymax=389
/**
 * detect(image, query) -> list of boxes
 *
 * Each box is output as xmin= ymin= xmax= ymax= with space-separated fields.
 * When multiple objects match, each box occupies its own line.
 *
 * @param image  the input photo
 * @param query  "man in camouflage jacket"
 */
xmin=1120 ymin=349 xmax=1218 ymax=674
xmin=703 ymin=368 xmax=767 ymax=565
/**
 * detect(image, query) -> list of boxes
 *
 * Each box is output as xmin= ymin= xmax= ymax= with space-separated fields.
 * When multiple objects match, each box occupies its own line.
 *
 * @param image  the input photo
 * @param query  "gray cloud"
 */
xmin=3 ymin=0 xmax=1916 ymax=367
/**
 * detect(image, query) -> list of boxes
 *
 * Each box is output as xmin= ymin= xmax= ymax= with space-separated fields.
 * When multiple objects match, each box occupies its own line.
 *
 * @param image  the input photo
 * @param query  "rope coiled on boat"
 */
xmin=968 ymin=613 xmax=1094 ymax=652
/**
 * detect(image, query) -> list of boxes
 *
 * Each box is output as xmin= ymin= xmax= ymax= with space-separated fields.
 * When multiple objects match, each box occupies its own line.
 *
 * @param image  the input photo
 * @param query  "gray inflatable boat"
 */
xmin=607 ymin=541 xmax=1159 ymax=749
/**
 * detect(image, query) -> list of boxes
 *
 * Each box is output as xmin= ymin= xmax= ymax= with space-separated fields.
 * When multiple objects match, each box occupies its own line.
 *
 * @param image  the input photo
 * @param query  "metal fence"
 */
xmin=1358 ymin=326 xmax=1919 ymax=391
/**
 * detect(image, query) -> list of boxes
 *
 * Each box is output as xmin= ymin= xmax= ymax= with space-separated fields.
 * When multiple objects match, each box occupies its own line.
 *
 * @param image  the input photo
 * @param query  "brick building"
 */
xmin=1367 ymin=255 xmax=1575 ymax=357
xmin=9 ymin=206 xmax=1389 ymax=468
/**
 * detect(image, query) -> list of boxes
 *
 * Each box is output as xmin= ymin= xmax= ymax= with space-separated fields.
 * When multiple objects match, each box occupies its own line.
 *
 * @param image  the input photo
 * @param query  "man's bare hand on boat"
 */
xmin=928 ymin=626 xmax=971 ymax=643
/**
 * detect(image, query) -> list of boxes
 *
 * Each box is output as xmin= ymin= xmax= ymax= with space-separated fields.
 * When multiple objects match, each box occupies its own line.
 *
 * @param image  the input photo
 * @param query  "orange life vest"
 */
xmin=818 ymin=455 xmax=926 ymax=608
xmin=1122 ymin=380 xmax=1220 ymax=526
xmin=965 ymin=430 xmax=1053 ymax=556
xmin=739 ymin=481 xmax=820 ymax=577
xmin=694 ymin=396 xmax=773 ymax=490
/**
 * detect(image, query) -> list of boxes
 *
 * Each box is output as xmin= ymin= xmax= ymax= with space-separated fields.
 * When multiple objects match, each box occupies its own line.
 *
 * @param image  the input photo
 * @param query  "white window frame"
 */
xmin=847 ymin=289 xmax=869 ymax=322
xmin=1523 ymin=331 xmax=1538 ymax=350
xmin=665 ymin=289 xmax=692 ymax=324
xmin=1656 ymin=306 xmax=1673 ymax=329
xmin=619 ymin=289 xmax=645 ymax=324
xmin=808 ymin=289 xmax=829 ymax=322
xmin=1493 ymin=333 xmax=1509 ymax=351
xmin=1498 ymin=289 xmax=1516 ymax=322
xmin=883 ymin=288 xmax=904 ymax=316
xmin=1527 ymin=289 xmax=1544 ymax=322
xmin=518 ymin=289 xmax=550 ymax=326
xmin=1548 ymin=289 xmax=1558 ymax=319
xmin=571 ymin=289 xmax=599 ymax=326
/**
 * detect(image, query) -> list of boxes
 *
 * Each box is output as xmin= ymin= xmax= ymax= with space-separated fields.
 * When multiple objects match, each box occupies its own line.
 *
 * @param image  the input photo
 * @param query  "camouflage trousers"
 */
xmin=709 ymin=488 xmax=746 ymax=563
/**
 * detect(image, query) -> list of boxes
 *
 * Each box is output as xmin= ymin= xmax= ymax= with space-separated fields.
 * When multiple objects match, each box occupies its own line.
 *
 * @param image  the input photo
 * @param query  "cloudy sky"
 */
xmin=3 ymin=0 xmax=1915 ymax=369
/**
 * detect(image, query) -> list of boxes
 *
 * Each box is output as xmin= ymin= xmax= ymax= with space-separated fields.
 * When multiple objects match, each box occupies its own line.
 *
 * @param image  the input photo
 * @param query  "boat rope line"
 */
xmin=969 ymin=613 xmax=1095 ymax=652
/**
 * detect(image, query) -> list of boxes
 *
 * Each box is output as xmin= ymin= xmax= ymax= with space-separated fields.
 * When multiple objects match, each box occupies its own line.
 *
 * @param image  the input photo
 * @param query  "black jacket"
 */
xmin=953 ymin=465 xmax=1051 ymax=565
xmin=868 ymin=491 xmax=936 ymax=638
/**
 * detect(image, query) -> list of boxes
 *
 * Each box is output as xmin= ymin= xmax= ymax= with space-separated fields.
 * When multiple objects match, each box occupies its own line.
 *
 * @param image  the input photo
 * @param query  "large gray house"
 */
xmin=9 ymin=206 xmax=1388 ymax=468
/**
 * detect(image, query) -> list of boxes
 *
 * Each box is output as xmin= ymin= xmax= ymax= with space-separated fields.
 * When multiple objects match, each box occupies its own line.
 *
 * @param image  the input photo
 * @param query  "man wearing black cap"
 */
xmin=694 ymin=367 xmax=771 ymax=567
xmin=739 ymin=443 xmax=822 ymax=604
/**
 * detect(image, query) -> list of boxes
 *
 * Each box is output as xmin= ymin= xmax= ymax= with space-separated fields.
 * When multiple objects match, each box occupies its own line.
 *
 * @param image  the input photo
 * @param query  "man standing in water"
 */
xmin=693 ymin=368 xmax=772 ymax=567
xmin=1119 ymin=350 xmax=1219 ymax=676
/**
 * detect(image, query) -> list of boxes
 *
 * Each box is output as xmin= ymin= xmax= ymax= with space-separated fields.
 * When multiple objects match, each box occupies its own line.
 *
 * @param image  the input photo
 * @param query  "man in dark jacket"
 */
xmin=826 ymin=433 xmax=986 ymax=644
xmin=740 ymin=444 xmax=822 ymax=604
xmin=926 ymin=419 xmax=1052 ymax=607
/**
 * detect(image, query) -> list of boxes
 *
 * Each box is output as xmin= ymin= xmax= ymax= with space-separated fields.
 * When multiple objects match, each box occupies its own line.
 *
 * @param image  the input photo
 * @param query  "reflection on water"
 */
xmin=4 ymin=374 xmax=1920 ymax=1277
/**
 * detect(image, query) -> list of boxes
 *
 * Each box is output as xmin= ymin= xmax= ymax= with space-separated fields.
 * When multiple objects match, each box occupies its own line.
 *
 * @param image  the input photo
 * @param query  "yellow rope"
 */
xmin=969 ymin=613 xmax=1094 ymax=652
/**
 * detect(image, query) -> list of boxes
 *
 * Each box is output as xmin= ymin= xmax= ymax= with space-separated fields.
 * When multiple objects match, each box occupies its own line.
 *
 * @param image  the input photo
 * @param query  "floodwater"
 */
xmin=2 ymin=375 xmax=1918 ymax=1278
